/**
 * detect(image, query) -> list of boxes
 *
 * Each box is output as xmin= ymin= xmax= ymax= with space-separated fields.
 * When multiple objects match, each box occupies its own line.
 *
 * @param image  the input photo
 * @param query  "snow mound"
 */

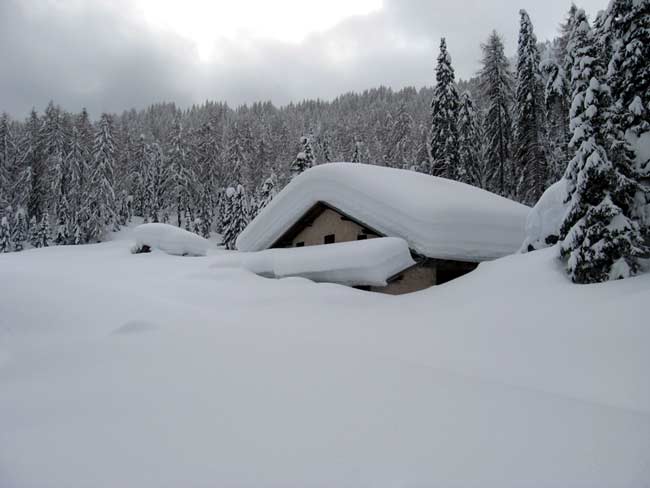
xmin=132 ymin=223 xmax=209 ymax=257
xmin=237 ymin=163 xmax=529 ymax=262
xmin=213 ymin=237 xmax=415 ymax=287
xmin=521 ymin=179 xmax=568 ymax=252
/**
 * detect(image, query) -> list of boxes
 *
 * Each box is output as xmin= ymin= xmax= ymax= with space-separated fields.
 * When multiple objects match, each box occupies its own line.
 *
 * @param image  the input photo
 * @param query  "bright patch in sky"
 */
xmin=135 ymin=0 xmax=382 ymax=61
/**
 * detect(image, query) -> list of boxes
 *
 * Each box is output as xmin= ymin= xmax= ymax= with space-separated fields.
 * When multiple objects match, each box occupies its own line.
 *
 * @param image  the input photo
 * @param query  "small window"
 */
xmin=357 ymin=234 xmax=368 ymax=240
xmin=295 ymin=242 xmax=305 ymax=247
xmin=324 ymin=234 xmax=335 ymax=244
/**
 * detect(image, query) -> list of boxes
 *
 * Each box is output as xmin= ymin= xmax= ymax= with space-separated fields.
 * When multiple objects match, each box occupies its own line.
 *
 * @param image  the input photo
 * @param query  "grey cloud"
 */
xmin=0 ymin=0 xmax=608 ymax=118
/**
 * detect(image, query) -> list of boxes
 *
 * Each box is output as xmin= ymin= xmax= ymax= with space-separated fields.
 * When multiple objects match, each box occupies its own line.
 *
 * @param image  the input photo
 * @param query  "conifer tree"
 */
xmin=12 ymin=210 xmax=27 ymax=251
xmin=0 ymin=113 xmax=18 ymax=208
xmin=53 ymin=196 xmax=71 ymax=245
xmin=87 ymin=113 xmax=117 ymax=240
xmin=605 ymin=0 xmax=650 ymax=231
xmin=37 ymin=211 xmax=51 ymax=248
xmin=168 ymin=117 xmax=193 ymax=227
xmin=256 ymin=172 xmax=277 ymax=214
xmin=28 ymin=216 xmax=39 ymax=248
xmin=23 ymin=109 xmax=45 ymax=220
xmin=457 ymin=92 xmax=484 ymax=187
xmin=222 ymin=185 xmax=249 ymax=250
xmin=514 ymin=10 xmax=548 ymax=204
xmin=479 ymin=31 xmax=515 ymax=197
xmin=429 ymin=38 xmax=461 ymax=180
xmin=0 ymin=216 xmax=12 ymax=253
xmin=559 ymin=11 xmax=647 ymax=283
xmin=290 ymin=136 xmax=313 ymax=179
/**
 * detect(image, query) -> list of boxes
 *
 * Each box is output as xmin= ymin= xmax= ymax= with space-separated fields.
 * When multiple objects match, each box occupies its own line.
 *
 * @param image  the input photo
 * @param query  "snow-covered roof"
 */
xmin=237 ymin=163 xmax=529 ymax=262
xmin=213 ymin=237 xmax=415 ymax=287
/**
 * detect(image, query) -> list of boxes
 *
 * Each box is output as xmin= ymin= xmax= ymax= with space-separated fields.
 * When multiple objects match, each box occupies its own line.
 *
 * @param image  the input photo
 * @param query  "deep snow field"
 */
xmin=1 ymin=225 xmax=649 ymax=488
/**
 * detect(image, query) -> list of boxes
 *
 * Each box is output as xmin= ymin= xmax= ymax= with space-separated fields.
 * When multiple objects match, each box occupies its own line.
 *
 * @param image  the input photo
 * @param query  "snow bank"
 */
xmin=521 ymin=179 xmax=568 ymax=252
xmin=132 ymin=223 xmax=209 ymax=257
xmin=237 ymin=163 xmax=530 ymax=262
xmin=213 ymin=237 xmax=415 ymax=287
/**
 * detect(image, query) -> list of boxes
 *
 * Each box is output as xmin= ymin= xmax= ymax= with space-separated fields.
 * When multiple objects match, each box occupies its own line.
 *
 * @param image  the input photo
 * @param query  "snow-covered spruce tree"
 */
xmin=221 ymin=185 xmax=249 ymax=250
xmin=479 ymin=31 xmax=515 ymax=197
xmin=386 ymin=103 xmax=414 ymax=168
xmin=539 ymin=5 xmax=578 ymax=184
xmin=28 ymin=216 xmax=39 ymax=247
xmin=429 ymin=38 xmax=461 ymax=180
xmin=256 ymin=172 xmax=277 ymax=214
xmin=145 ymin=142 xmax=170 ymax=223
xmin=87 ymin=113 xmax=117 ymax=240
xmin=0 ymin=113 xmax=18 ymax=209
xmin=0 ymin=216 xmax=12 ymax=253
xmin=53 ymin=195 xmax=71 ymax=245
xmin=130 ymin=135 xmax=149 ymax=219
xmin=42 ymin=102 xmax=71 ymax=236
xmin=457 ymin=92 xmax=484 ymax=187
xmin=167 ymin=117 xmax=193 ymax=227
xmin=12 ymin=209 xmax=27 ymax=251
xmin=37 ymin=211 xmax=51 ymax=248
xmin=605 ymin=0 xmax=650 ymax=231
xmin=290 ymin=136 xmax=314 ymax=179
xmin=514 ymin=10 xmax=548 ymax=205
xmin=559 ymin=12 xmax=647 ymax=283
xmin=22 ymin=109 xmax=46 ymax=221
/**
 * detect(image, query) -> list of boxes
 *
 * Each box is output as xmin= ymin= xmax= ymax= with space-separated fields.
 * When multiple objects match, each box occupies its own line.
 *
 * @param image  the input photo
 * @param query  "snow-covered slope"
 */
xmin=212 ymin=237 xmax=415 ymax=286
xmin=0 ymin=235 xmax=648 ymax=487
xmin=237 ymin=163 xmax=530 ymax=262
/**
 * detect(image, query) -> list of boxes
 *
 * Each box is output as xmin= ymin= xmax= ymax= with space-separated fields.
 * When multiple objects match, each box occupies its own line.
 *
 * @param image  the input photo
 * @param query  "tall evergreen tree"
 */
xmin=457 ymin=92 xmax=484 ymax=187
xmin=167 ymin=117 xmax=193 ymax=227
xmin=289 ymin=136 xmax=314 ymax=179
xmin=429 ymin=38 xmax=461 ymax=180
xmin=559 ymin=11 xmax=647 ymax=283
xmin=222 ymin=184 xmax=249 ymax=250
xmin=605 ymin=0 xmax=650 ymax=232
xmin=479 ymin=31 xmax=515 ymax=197
xmin=514 ymin=10 xmax=548 ymax=204
xmin=87 ymin=113 xmax=117 ymax=240
xmin=12 ymin=210 xmax=28 ymax=251
xmin=256 ymin=172 xmax=277 ymax=214
xmin=0 ymin=113 xmax=18 ymax=209
xmin=0 ymin=216 xmax=12 ymax=253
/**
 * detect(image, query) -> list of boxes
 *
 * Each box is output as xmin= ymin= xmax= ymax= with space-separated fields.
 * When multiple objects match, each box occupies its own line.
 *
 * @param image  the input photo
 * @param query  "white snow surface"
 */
xmin=133 ymin=223 xmax=210 ymax=256
xmin=212 ymin=237 xmax=415 ymax=286
xmin=237 ymin=163 xmax=530 ymax=262
xmin=1 ymin=225 xmax=649 ymax=487
xmin=521 ymin=179 xmax=569 ymax=251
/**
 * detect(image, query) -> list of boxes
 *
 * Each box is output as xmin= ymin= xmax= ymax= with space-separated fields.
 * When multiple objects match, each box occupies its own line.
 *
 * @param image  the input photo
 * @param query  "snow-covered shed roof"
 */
xmin=237 ymin=163 xmax=529 ymax=262
xmin=212 ymin=237 xmax=415 ymax=287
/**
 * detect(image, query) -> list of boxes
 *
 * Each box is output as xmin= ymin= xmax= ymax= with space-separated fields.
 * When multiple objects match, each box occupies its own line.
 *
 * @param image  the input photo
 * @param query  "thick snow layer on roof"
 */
xmin=212 ymin=237 xmax=415 ymax=287
xmin=237 ymin=163 xmax=529 ymax=261
xmin=521 ymin=179 xmax=569 ymax=252
xmin=133 ymin=223 xmax=210 ymax=257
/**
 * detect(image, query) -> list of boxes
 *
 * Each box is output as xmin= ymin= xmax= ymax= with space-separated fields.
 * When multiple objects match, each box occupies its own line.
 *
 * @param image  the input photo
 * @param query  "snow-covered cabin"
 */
xmin=236 ymin=163 xmax=529 ymax=294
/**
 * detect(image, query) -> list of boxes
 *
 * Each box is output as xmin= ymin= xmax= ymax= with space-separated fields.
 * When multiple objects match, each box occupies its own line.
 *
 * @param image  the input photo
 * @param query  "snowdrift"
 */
xmin=132 ymin=223 xmax=210 ymax=256
xmin=237 ymin=163 xmax=530 ymax=262
xmin=212 ymin=237 xmax=415 ymax=286
xmin=521 ymin=179 xmax=568 ymax=251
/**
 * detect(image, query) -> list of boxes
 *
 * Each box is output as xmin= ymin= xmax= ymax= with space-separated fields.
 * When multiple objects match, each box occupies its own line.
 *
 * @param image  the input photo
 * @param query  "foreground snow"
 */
xmin=0 ymin=232 xmax=649 ymax=487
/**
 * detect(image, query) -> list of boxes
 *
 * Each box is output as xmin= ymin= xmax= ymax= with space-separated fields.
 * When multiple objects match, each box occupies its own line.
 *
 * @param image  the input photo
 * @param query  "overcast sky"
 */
xmin=1 ymin=0 xmax=606 ymax=118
